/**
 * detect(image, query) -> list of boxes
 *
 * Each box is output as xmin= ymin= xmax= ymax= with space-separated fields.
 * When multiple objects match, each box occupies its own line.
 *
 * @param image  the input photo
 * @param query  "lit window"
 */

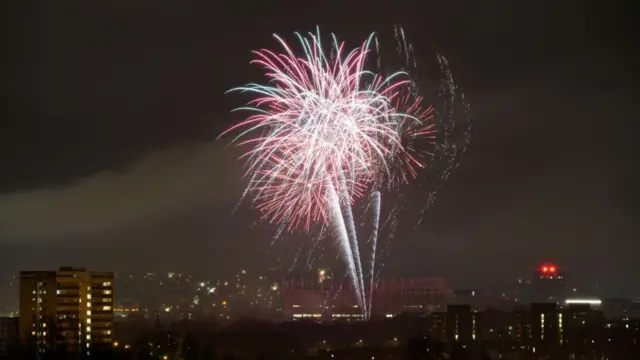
xmin=103 ymin=290 xmax=112 ymax=295
xmin=103 ymin=306 xmax=112 ymax=311
xmin=86 ymin=326 xmax=91 ymax=332
xmin=86 ymin=310 xmax=91 ymax=316
xmin=102 ymin=281 xmax=111 ymax=286
xmin=87 ymin=319 xmax=91 ymax=324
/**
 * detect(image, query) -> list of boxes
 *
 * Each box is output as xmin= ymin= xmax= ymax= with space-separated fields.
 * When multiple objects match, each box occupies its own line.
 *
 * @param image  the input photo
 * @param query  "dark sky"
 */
xmin=1 ymin=1 xmax=638 ymax=296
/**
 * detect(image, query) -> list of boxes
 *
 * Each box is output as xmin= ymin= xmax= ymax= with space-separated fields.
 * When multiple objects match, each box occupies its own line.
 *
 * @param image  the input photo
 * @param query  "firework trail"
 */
xmin=367 ymin=190 xmax=381 ymax=320
xmin=326 ymin=179 xmax=363 ymax=309
xmin=361 ymin=26 xmax=471 ymax=303
xmin=337 ymin=173 xmax=367 ymax=314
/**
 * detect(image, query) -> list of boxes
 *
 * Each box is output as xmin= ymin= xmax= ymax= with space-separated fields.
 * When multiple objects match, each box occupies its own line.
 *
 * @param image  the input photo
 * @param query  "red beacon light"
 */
xmin=540 ymin=264 xmax=558 ymax=274
xmin=541 ymin=266 xmax=549 ymax=273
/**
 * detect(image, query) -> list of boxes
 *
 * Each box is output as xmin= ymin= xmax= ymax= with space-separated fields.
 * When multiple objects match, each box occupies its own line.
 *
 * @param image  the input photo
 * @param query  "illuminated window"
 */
xmin=102 ymin=282 xmax=111 ymax=287
xmin=103 ymin=306 xmax=112 ymax=311
xmin=87 ymin=319 xmax=91 ymax=324
xmin=86 ymin=310 xmax=91 ymax=316
xmin=103 ymin=290 xmax=112 ymax=295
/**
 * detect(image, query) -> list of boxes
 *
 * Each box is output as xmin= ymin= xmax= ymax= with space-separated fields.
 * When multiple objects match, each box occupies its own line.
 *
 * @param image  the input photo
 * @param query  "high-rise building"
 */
xmin=445 ymin=304 xmax=479 ymax=343
xmin=533 ymin=264 xmax=565 ymax=302
xmin=19 ymin=267 xmax=114 ymax=355
xmin=530 ymin=303 xmax=563 ymax=355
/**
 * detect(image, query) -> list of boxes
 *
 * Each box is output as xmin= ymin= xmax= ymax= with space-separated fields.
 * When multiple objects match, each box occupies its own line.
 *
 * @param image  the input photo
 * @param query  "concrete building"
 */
xmin=19 ymin=267 xmax=114 ymax=355
xmin=532 ymin=264 xmax=566 ymax=303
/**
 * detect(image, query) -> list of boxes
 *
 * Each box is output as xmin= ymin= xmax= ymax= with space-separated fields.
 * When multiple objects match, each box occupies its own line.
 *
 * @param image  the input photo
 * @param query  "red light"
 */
xmin=542 ymin=266 xmax=548 ymax=273
xmin=549 ymin=266 xmax=556 ymax=273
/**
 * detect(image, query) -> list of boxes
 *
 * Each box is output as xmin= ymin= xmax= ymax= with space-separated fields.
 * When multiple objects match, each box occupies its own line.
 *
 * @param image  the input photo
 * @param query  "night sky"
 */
xmin=1 ymin=1 xmax=638 ymax=296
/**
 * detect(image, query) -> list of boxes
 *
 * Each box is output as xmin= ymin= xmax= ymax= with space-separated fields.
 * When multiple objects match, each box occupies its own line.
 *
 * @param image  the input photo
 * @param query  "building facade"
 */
xmin=19 ymin=267 xmax=114 ymax=355
xmin=533 ymin=264 xmax=566 ymax=303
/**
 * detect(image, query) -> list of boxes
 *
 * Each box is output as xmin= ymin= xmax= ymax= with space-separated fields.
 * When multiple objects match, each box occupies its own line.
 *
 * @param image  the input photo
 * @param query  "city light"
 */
xmin=565 ymin=299 xmax=602 ymax=305
xmin=540 ymin=264 xmax=558 ymax=274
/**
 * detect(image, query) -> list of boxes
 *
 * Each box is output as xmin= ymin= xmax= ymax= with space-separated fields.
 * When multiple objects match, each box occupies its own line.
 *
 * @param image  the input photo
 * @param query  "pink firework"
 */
xmin=220 ymin=30 xmax=432 ymax=231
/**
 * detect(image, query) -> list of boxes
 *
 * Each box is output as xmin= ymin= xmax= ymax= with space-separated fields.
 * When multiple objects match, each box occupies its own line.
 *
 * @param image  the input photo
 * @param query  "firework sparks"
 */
xmin=220 ymin=30 xmax=424 ymax=230
xmin=220 ymin=28 xmax=437 ymax=317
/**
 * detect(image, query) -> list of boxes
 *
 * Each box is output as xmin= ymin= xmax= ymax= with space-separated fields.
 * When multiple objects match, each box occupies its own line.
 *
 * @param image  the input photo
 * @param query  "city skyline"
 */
xmin=1 ymin=0 xmax=639 ymax=299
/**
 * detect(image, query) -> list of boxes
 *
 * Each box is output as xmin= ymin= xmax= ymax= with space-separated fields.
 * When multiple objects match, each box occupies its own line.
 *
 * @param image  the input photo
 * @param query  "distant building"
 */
xmin=601 ymin=298 xmax=640 ymax=319
xmin=530 ymin=303 xmax=562 ymax=348
xmin=445 ymin=304 xmax=479 ymax=343
xmin=19 ymin=267 xmax=114 ymax=355
xmin=533 ymin=264 xmax=565 ymax=303
xmin=0 ymin=317 xmax=18 ymax=359
xmin=562 ymin=302 xmax=605 ymax=350
xmin=281 ymin=276 xmax=451 ymax=322
xmin=450 ymin=289 xmax=477 ymax=306
xmin=513 ymin=303 xmax=564 ymax=356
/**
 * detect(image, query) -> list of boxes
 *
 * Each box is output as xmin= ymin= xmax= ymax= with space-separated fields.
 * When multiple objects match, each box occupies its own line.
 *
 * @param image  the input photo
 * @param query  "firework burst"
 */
xmin=220 ymin=30 xmax=426 ymax=231
xmin=220 ymin=28 xmax=438 ymax=318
